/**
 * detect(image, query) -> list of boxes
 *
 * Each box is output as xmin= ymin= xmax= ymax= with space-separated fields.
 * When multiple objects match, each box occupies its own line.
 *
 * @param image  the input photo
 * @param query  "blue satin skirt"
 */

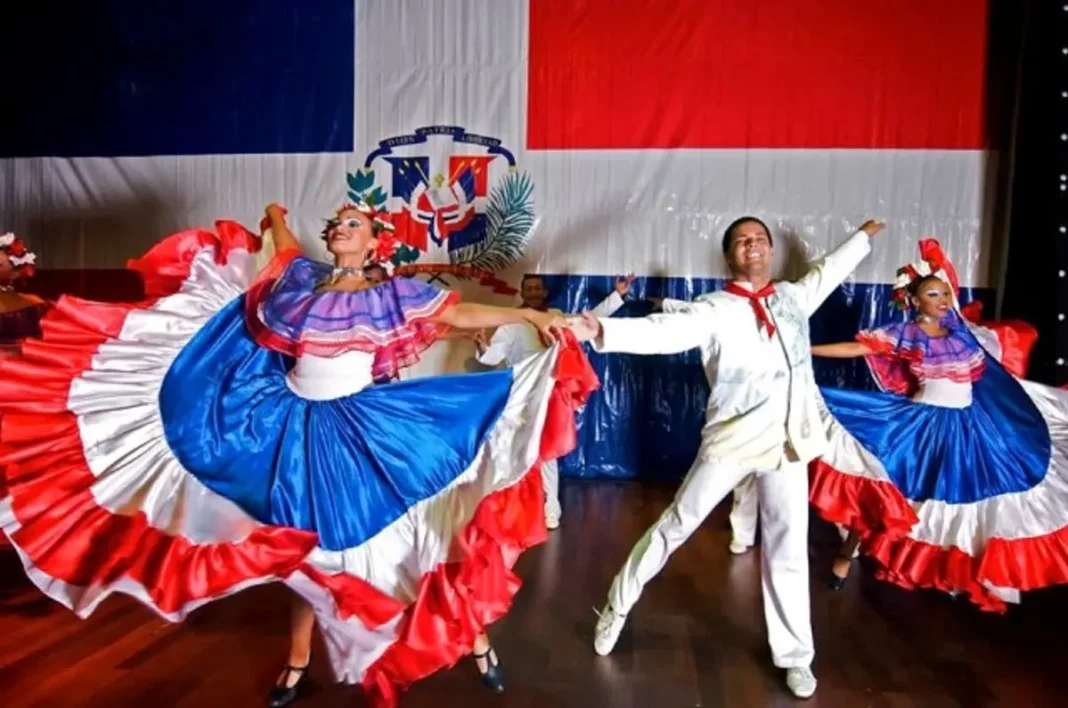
xmin=158 ymin=297 xmax=515 ymax=551
xmin=821 ymin=358 xmax=1051 ymax=504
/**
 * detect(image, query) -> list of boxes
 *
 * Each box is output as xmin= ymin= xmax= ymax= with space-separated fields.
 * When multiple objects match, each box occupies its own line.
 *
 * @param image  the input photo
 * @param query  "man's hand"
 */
xmin=858 ymin=220 xmax=886 ymax=237
xmin=567 ymin=311 xmax=602 ymax=342
xmin=615 ymin=274 xmax=637 ymax=296
xmin=472 ymin=329 xmax=488 ymax=352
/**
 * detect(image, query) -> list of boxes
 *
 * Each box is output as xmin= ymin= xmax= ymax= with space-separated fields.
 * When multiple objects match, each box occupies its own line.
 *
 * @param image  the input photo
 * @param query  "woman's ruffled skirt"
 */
xmin=810 ymin=359 xmax=1068 ymax=612
xmin=0 ymin=223 xmax=598 ymax=706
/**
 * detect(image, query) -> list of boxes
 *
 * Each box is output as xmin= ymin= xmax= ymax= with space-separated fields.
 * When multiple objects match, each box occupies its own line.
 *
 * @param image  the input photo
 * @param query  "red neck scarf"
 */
xmin=724 ymin=282 xmax=777 ymax=338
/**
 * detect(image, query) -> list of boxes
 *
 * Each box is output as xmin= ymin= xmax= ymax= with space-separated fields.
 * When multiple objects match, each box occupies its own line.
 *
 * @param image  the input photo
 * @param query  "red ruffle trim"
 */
xmin=857 ymin=331 xmax=920 ymax=395
xmin=812 ymin=460 xmax=1068 ymax=613
xmin=866 ymin=522 xmax=1068 ymax=613
xmin=127 ymin=220 xmax=261 ymax=297
xmin=808 ymin=459 xmax=919 ymax=537
xmin=960 ymin=301 xmax=1038 ymax=378
xmin=0 ymin=226 xmax=320 ymax=615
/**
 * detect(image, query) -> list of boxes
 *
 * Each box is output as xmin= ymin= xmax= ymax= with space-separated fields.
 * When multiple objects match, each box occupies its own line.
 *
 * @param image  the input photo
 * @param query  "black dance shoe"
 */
xmin=267 ymin=663 xmax=309 ymax=707
xmin=474 ymin=646 xmax=505 ymax=693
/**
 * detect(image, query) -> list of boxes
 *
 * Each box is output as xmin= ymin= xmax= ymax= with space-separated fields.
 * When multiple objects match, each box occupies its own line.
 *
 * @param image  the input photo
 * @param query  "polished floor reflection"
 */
xmin=1 ymin=480 xmax=1065 ymax=707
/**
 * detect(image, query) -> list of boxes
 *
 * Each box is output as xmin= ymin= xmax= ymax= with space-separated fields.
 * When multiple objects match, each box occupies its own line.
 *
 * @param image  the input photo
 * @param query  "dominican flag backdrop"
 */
xmin=1 ymin=0 xmax=993 ymax=480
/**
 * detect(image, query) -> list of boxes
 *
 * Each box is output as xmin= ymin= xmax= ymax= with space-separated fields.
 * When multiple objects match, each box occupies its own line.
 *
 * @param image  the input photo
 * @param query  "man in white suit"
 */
xmin=568 ymin=216 xmax=885 ymax=699
xmin=476 ymin=272 xmax=635 ymax=529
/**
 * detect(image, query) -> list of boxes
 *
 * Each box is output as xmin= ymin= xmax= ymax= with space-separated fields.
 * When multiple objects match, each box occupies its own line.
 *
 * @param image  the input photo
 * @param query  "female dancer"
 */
xmin=809 ymin=241 xmax=1068 ymax=611
xmin=0 ymin=232 xmax=46 ymax=358
xmin=0 ymin=200 xmax=595 ymax=707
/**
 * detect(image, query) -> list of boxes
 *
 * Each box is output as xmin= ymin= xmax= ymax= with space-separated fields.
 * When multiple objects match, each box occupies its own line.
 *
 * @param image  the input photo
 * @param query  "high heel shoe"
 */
xmin=473 ymin=646 xmax=505 ymax=693
xmin=267 ymin=662 xmax=309 ymax=708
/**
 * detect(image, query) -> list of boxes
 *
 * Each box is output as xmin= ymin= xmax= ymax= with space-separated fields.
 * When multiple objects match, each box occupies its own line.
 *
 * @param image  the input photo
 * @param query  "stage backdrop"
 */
xmin=0 ymin=0 xmax=994 ymax=480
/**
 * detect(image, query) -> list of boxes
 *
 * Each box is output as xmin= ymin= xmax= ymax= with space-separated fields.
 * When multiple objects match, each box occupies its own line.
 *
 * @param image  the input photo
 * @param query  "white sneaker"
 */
xmin=728 ymin=538 xmax=752 ymax=555
xmin=545 ymin=514 xmax=560 ymax=530
xmin=593 ymin=603 xmax=626 ymax=656
xmin=785 ymin=666 xmax=817 ymax=699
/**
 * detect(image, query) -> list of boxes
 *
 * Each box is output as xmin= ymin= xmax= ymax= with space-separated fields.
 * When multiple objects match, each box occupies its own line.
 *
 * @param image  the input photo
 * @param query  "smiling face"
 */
xmin=910 ymin=275 xmax=952 ymax=319
xmin=724 ymin=219 xmax=773 ymax=279
xmin=325 ymin=208 xmax=378 ymax=258
xmin=520 ymin=275 xmax=547 ymax=309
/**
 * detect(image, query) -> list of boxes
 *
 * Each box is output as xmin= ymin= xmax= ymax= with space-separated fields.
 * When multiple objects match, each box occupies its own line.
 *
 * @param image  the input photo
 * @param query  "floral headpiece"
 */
xmin=0 ymin=232 xmax=37 ymax=278
xmin=321 ymin=199 xmax=396 ymax=235
xmin=890 ymin=239 xmax=960 ymax=312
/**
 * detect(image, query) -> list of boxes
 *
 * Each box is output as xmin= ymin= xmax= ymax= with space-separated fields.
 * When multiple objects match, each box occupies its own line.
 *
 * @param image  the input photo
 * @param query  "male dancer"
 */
xmin=569 ymin=217 xmax=885 ymax=699
xmin=476 ymin=273 xmax=635 ymax=528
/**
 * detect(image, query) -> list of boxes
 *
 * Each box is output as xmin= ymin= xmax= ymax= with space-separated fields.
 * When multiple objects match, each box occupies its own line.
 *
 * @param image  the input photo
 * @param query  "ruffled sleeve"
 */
xmin=244 ymin=260 xmax=458 ymax=380
xmin=857 ymin=313 xmax=985 ymax=394
xmin=856 ymin=322 xmax=921 ymax=395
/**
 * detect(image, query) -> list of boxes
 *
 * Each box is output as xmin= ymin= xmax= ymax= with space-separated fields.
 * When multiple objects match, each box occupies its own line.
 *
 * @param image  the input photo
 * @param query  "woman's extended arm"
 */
xmin=810 ymin=342 xmax=874 ymax=358
xmin=430 ymin=303 xmax=565 ymax=341
xmin=264 ymin=204 xmax=302 ymax=253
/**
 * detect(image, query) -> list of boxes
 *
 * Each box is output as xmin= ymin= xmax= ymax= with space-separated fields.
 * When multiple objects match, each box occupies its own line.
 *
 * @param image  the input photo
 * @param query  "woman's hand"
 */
xmin=567 ymin=311 xmax=602 ymax=342
xmin=261 ymin=203 xmax=300 ymax=252
xmin=260 ymin=204 xmax=289 ymax=235
xmin=523 ymin=309 xmax=568 ymax=343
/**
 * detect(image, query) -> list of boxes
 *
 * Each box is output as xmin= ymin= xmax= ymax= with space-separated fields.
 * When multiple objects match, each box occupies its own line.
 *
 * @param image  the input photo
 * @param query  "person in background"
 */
xmin=363 ymin=262 xmax=388 ymax=285
xmin=0 ymin=231 xmax=46 ymax=510
xmin=474 ymin=272 xmax=636 ymax=529
xmin=0 ymin=232 xmax=46 ymax=359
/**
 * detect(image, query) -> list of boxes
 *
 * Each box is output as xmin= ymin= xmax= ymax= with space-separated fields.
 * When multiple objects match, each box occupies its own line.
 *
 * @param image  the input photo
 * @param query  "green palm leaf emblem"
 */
xmin=449 ymin=171 xmax=534 ymax=273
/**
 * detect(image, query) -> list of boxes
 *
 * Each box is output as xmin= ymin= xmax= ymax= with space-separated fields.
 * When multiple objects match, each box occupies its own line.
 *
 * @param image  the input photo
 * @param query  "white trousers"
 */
xmin=542 ymin=459 xmax=561 ymax=520
xmin=607 ymin=459 xmax=814 ymax=668
xmin=729 ymin=474 xmax=759 ymax=545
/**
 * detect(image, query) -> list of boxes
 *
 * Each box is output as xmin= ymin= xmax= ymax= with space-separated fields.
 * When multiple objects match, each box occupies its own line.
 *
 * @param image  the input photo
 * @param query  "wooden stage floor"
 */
xmin=1 ymin=481 xmax=1065 ymax=707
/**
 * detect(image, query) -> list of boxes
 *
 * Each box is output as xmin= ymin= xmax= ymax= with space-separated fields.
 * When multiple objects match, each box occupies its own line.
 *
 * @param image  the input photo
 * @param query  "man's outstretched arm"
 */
xmin=792 ymin=220 xmax=885 ymax=316
xmin=569 ymin=303 xmax=716 ymax=356
xmin=589 ymin=274 xmax=636 ymax=318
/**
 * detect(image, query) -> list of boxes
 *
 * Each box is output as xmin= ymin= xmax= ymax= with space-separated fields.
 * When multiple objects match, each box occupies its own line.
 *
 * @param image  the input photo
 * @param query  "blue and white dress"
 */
xmin=0 ymin=222 xmax=597 ymax=706
xmin=810 ymin=310 xmax=1068 ymax=611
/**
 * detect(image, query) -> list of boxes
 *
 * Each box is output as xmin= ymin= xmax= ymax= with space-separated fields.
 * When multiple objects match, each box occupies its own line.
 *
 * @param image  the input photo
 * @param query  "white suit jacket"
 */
xmin=478 ymin=291 xmax=624 ymax=367
xmin=594 ymin=231 xmax=872 ymax=470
